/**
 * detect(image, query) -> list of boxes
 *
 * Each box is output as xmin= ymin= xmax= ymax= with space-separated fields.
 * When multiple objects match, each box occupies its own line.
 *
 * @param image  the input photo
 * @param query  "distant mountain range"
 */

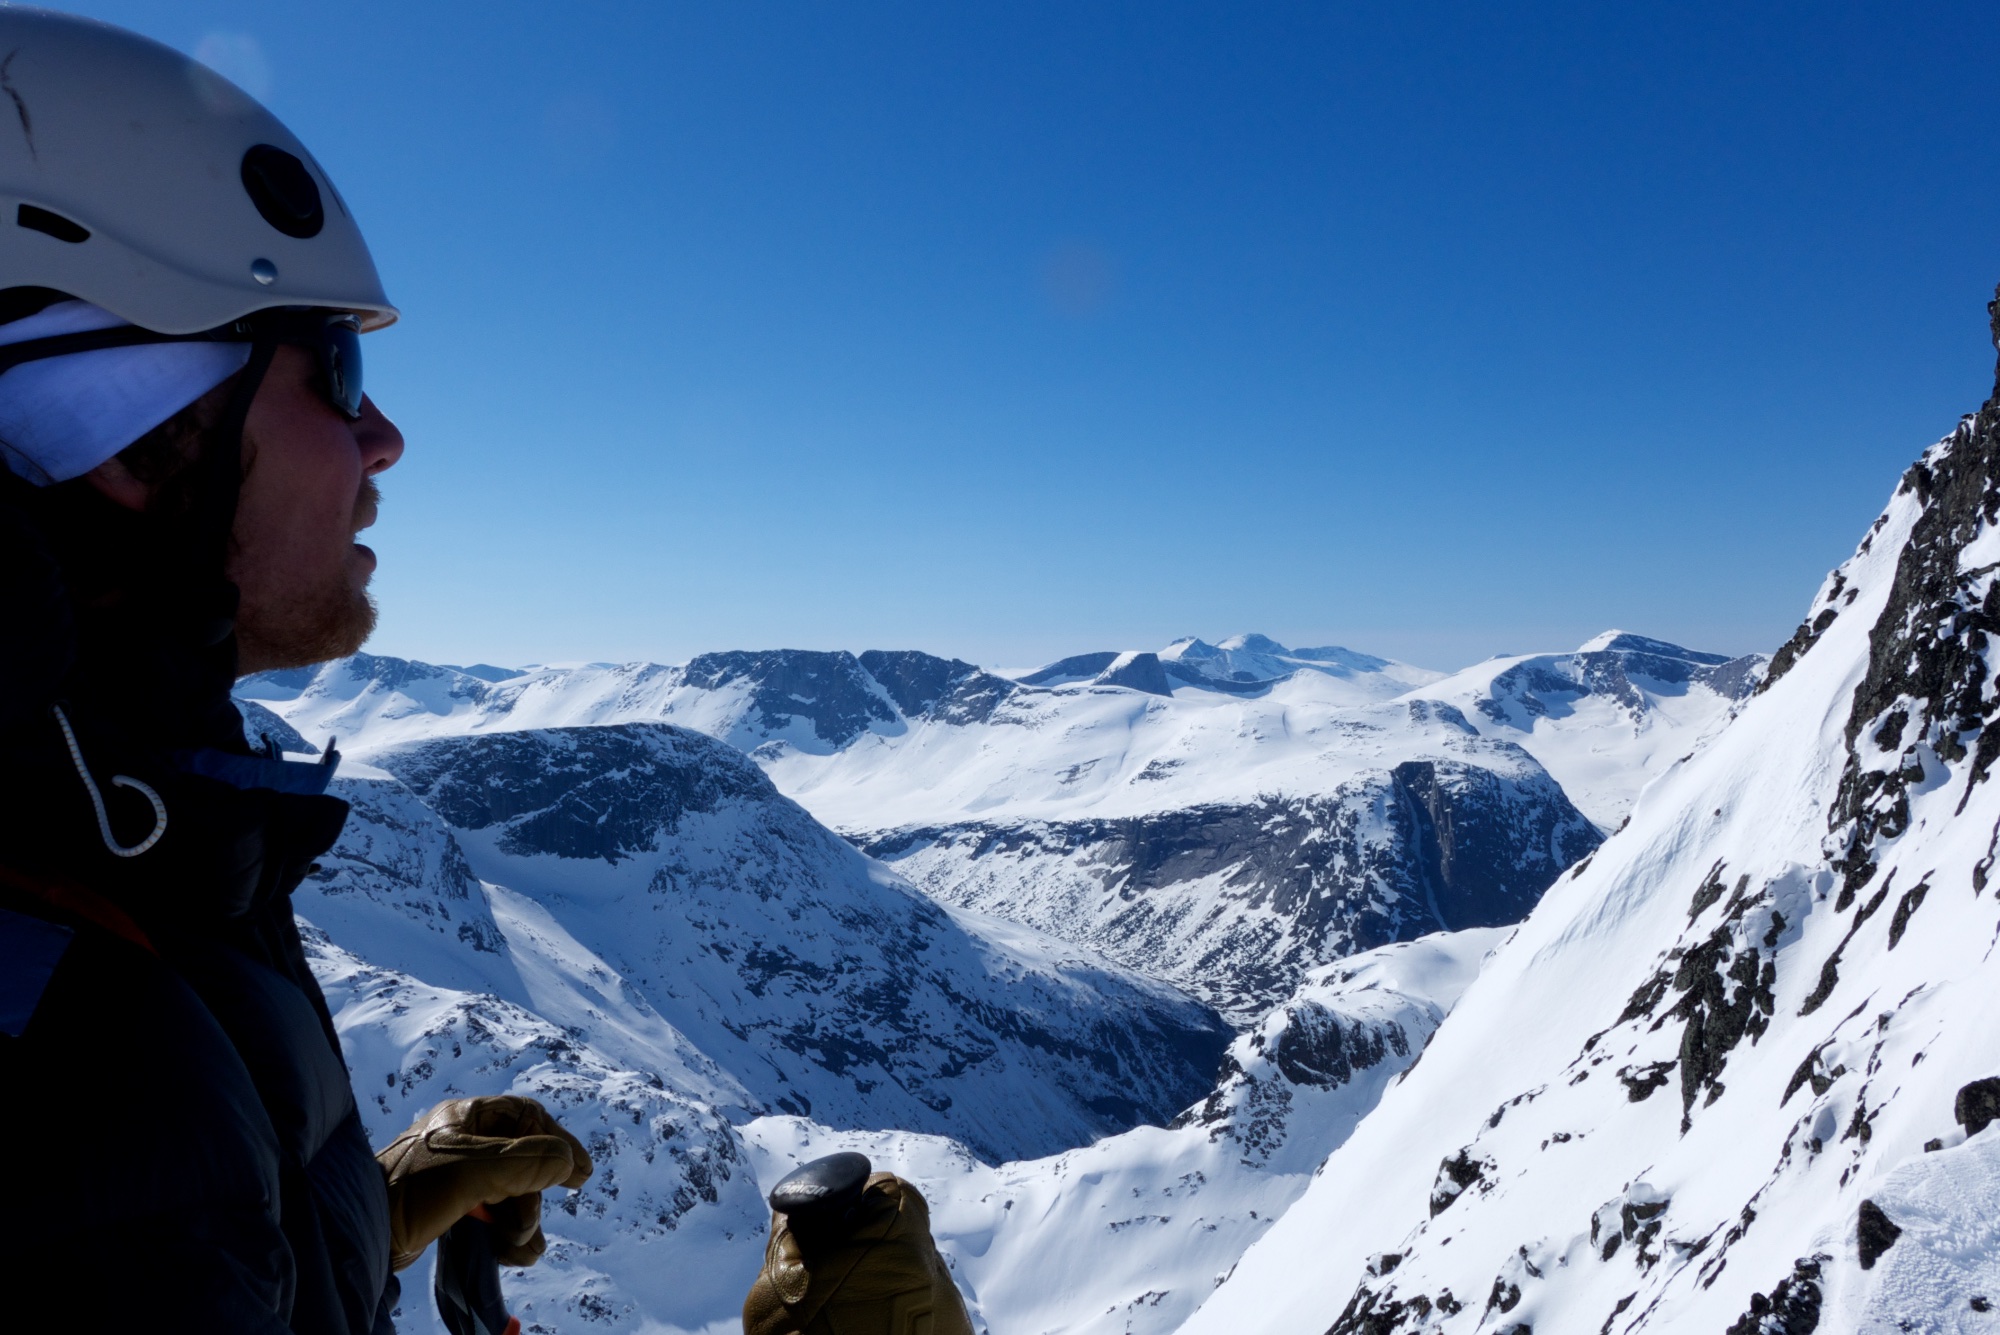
xmin=244 ymin=629 xmax=1757 ymax=1021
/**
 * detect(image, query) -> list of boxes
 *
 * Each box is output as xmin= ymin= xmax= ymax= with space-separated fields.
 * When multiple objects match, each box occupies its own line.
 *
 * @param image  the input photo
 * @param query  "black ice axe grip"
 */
xmin=769 ymin=1151 xmax=872 ymax=1247
xmin=434 ymin=1213 xmax=519 ymax=1335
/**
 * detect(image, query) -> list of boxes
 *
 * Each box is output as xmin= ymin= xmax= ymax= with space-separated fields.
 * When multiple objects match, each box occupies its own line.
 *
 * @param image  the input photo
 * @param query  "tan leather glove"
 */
xmin=375 ymin=1095 xmax=594 ymax=1271
xmin=744 ymin=1171 xmax=973 ymax=1335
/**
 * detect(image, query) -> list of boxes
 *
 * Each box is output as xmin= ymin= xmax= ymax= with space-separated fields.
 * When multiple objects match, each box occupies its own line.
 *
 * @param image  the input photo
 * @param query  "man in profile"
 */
xmin=0 ymin=12 xmax=587 ymax=1331
xmin=0 ymin=12 xmax=975 ymax=1333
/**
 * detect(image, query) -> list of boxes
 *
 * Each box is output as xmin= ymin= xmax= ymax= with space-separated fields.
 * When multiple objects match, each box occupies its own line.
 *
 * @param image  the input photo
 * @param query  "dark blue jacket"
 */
xmin=0 ymin=483 xmax=396 ymax=1332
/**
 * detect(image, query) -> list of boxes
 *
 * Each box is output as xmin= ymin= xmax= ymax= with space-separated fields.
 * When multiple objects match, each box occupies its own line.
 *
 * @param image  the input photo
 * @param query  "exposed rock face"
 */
xmin=1410 ymin=632 xmax=1767 ymax=832
xmin=238 ymin=698 xmax=317 ymax=755
xmin=862 ymin=758 xmax=1598 ymax=1022
xmin=674 ymin=648 xmax=1021 ymax=742
xmin=1818 ymin=375 xmax=2000 ymax=905
xmin=1390 ymin=758 xmax=1582 ymax=930
xmin=1478 ymin=633 xmax=1761 ymax=725
xmin=1956 ymin=1077 xmax=2000 ymax=1136
xmin=678 ymin=649 xmax=900 ymax=748
xmin=1019 ymin=651 xmax=1121 ymax=686
xmin=1724 ymin=1255 xmax=1827 ymax=1335
xmin=856 ymin=649 xmax=1015 ymax=724
xmin=1094 ymin=651 xmax=1176 ymax=696
xmin=385 ymin=723 xmax=773 ymax=862
xmin=1855 ymin=1199 xmax=1902 ymax=1270
xmin=1173 ymin=931 xmax=1501 ymax=1171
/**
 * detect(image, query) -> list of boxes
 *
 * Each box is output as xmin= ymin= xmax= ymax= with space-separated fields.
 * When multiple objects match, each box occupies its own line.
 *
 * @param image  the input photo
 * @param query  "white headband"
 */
xmin=0 ymin=299 xmax=251 ymax=486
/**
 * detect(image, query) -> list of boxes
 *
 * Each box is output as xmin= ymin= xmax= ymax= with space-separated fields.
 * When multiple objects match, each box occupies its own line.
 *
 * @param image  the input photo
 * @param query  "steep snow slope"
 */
xmin=740 ymin=928 xmax=1503 ymax=1335
xmin=1183 ymin=304 xmax=2000 ymax=1335
xmin=1406 ymin=632 xmax=1764 ymax=832
xmin=307 ymin=925 xmax=771 ymax=1334
xmin=299 ymin=768 xmax=748 ymax=1104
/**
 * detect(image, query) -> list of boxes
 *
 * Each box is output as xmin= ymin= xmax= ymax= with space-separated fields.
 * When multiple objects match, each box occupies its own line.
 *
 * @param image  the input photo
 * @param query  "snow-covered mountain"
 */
xmin=242 ymin=633 xmax=1724 ymax=1020
xmin=1029 ymin=633 xmax=1446 ymax=703
xmin=234 ymin=621 xmax=1772 ymax=1328
xmin=241 ymin=287 xmax=2000 ymax=1334
xmin=1178 ymin=300 xmax=2000 ymax=1333
xmin=852 ymin=696 xmax=1598 ymax=1021
xmin=309 ymin=725 xmax=1229 ymax=1166
xmin=307 ymin=925 xmax=773 ymax=1332
xmin=236 ymin=633 xmax=1444 ymax=756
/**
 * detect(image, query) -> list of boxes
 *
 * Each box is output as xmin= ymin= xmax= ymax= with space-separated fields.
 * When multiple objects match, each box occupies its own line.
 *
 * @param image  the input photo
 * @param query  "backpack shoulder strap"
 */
xmin=0 ymin=862 xmax=157 ymax=955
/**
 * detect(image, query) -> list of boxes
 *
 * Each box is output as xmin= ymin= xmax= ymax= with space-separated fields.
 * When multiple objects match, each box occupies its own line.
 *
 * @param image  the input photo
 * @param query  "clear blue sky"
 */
xmin=66 ymin=1 xmax=2000 ymax=670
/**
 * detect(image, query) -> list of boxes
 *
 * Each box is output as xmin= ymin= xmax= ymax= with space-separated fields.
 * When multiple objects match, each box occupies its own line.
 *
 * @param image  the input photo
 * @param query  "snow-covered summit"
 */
xmin=1158 ymin=632 xmax=1442 ymax=695
xmin=1015 ymin=633 xmax=1444 ymax=702
xmin=1406 ymin=630 xmax=1765 ymax=831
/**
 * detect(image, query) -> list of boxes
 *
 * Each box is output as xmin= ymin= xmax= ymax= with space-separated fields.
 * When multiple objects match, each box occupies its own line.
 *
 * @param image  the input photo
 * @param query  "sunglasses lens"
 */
xmin=322 ymin=321 xmax=362 ymax=418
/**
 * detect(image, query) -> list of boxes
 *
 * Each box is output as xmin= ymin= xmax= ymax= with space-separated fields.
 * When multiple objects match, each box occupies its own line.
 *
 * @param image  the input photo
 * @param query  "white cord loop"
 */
xmin=52 ymin=704 xmax=167 ymax=857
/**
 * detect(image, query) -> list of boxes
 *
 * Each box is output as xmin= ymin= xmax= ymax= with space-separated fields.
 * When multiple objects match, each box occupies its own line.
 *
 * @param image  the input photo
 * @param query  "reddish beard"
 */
xmin=234 ymin=476 xmax=381 ymax=673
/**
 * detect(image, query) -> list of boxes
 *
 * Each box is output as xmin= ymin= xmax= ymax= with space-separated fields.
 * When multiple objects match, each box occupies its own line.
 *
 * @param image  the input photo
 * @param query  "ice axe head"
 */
xmin=768 ymin=1152 xmax=872 ymax=1251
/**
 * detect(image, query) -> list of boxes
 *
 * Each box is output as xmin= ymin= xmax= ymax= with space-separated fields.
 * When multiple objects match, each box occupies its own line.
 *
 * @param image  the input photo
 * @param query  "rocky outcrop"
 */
xmin=1172 ymin=932 xmax=1499 ymax=1169
xmin=857 ymin=649 xmax=1015 ymax=724
xmin=1474 ymin=635 xmax=1762 ymax=728
xmin=679 ymin=649 xmax=900 ymax=747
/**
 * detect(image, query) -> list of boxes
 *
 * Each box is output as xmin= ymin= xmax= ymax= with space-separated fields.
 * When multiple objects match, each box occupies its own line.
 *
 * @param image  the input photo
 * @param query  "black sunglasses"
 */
xmin=0 ymin=308 xmax=365 ymax=420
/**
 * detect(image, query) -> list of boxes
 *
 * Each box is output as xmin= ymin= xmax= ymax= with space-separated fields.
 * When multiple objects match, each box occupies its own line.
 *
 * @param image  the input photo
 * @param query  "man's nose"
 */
xmin=356 ymin=395 xmax=406 ymax=475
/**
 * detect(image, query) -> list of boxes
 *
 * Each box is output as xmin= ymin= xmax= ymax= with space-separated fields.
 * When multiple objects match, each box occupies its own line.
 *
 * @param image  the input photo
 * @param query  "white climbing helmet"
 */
xmin=0 ymin=7 xmax=396 ymax=334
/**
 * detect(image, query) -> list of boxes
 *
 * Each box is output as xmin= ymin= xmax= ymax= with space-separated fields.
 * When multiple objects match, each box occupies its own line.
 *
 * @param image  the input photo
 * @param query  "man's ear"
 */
xmin=82 ymin=454 xmax=152 ymax=512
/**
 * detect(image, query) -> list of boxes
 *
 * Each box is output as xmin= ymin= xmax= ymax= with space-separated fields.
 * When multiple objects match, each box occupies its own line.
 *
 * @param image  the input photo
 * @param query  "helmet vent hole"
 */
xmin=240 ymin=144 xmax=324 ymax=240
xmin=17 ymin=204 xmax=88 ymax=244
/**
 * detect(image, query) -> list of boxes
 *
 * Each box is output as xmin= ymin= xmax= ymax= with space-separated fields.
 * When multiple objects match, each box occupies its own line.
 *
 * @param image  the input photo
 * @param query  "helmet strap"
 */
xmin=186 ymin=337 xmax=276 ymax=649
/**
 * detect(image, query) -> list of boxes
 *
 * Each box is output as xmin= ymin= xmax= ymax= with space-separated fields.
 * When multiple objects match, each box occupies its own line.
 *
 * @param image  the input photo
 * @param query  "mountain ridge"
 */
xmin=1179 ymin=290 xmax=2000 ymax=1335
